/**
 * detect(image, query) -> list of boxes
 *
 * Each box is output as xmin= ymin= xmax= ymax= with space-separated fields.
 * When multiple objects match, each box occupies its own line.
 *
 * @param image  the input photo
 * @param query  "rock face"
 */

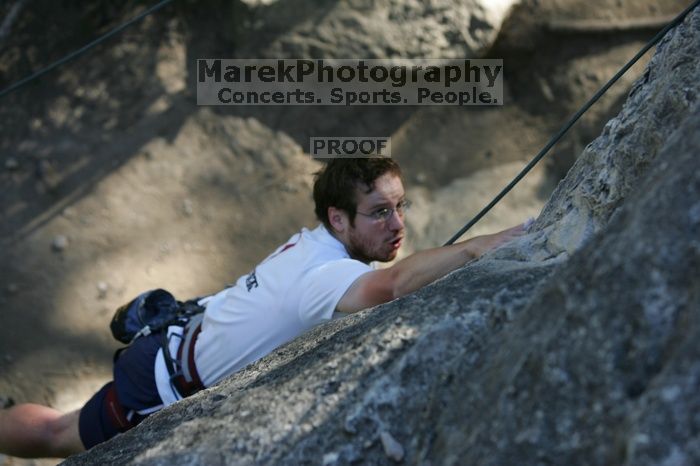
xmin=491 ymin=0 xmax=700 ymax=262
xmin=63 ymin=7 xmax=700 ymax=466
xmin=235 ymin=0 xmax=517 ymax=59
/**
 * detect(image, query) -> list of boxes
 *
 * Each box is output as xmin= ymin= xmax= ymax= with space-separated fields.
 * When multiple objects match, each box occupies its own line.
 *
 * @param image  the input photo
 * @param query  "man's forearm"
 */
xmin=390 ymin=241 xmax=479 ymax=298
xmin=389 ymin=222 xmax=526 ymax=299
xmin=335 ymin=223 xmax=526 ymax=313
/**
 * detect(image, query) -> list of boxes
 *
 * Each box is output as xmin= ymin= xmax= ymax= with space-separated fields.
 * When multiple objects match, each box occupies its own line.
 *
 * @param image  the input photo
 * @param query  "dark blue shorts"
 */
xmin=78 ymin=333 xmax=164 ymax=449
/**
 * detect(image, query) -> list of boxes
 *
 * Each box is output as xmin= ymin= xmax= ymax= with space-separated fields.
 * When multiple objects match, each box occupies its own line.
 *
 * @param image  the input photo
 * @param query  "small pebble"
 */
xmin=661 ymin=385 xmax=681 ymax=402
xmin=5 ymin=158 xmax=19 ymax=171
xmin=281 ymin=181 xmax=297 ymax=192
xmin=51 ymin=235 xmax=69 ymax=252
xmin=0 ymin=396 xmax=15 ymax=409
xmin=322 ymin=452 xmax=339 ymax=465
xmin=97 ymin=281 xmax=109 ymax=299
xmin=183 ymin=198 xmax=194 ymax=216
xmin=380 ymin=431 xmax=404 ymax=462
xmin=344 ymin=419 xmax=357 ymax=435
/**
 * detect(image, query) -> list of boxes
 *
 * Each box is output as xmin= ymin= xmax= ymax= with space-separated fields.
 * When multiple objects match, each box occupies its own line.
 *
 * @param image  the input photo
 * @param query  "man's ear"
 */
xmin=328 ymin=206 xmax=347 ymax=233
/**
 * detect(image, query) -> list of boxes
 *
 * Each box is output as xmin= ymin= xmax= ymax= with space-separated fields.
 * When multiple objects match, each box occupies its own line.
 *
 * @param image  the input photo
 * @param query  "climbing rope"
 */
xmin=444 ymin=0 xmax=700 ymax=245
xmin=0 ymin=0 xmax=174 ymax=99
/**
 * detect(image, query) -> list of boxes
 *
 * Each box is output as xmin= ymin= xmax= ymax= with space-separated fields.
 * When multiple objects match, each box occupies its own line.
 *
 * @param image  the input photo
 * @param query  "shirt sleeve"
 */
xmin=298 ymin=258 xmax=373 ymax=325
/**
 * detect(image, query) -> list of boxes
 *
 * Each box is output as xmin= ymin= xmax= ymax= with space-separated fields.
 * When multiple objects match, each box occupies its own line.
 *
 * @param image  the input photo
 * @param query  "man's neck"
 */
xmin=324 ymin=225 xmax=369 ymax=264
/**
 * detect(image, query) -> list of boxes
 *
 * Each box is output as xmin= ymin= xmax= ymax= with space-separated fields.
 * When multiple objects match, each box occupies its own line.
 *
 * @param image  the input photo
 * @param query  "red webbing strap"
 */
xmin=104 ymin=384 xmax=133 ymax=431
xmin=173 ymin=318 xmax=204 ymax=397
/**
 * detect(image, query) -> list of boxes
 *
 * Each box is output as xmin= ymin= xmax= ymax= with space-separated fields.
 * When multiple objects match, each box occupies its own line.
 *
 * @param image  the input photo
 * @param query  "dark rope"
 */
xmin=0 ymin=0 xmax=175 ymax=99
xmin=444 ymin=0 xmax=700 ymax=246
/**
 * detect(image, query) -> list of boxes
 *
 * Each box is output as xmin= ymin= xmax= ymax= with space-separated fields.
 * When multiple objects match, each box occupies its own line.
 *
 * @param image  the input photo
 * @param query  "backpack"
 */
xmin=110 ymin=289 xmax=204 ymax=344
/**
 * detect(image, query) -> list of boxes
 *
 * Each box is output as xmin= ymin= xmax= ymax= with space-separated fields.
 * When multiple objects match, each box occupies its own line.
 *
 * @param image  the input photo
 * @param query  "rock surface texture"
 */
xmin=236 ymin=0 xmax=517 ymax=59
xmin=63 ymin=7 xmax=700 ymax=466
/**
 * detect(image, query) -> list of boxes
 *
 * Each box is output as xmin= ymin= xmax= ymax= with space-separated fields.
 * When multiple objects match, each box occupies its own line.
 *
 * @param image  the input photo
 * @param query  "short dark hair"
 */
xmin=313 ymin=158 xmax=402 ymax=231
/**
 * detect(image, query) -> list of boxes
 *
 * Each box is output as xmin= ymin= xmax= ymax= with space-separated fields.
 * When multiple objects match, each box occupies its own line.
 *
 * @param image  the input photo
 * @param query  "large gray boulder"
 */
xmin=235 ymin=0 xmax=517 ymax=59
xmin=63 ymin=6 xmax=700 ymax=466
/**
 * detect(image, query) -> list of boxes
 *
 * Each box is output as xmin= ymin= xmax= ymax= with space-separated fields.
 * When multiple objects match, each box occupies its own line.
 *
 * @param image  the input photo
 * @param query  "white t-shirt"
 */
xmin=154 ymin=224 xmax=372 ymax=403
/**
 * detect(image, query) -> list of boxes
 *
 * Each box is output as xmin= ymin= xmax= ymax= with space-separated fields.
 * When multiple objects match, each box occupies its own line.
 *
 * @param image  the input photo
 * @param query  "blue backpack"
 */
xmin=110 ymin=289 xmax=203 ymax=344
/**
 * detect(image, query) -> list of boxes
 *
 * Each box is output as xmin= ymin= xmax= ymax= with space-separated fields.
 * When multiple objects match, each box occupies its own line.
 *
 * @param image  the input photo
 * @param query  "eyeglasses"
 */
xmin=356 ymin=199 xmax=412 ymax=222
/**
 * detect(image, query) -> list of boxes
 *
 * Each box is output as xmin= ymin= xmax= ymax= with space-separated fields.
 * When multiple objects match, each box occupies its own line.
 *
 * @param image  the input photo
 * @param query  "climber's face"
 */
xmin=330 ymin=172 xmax=406 ymax=264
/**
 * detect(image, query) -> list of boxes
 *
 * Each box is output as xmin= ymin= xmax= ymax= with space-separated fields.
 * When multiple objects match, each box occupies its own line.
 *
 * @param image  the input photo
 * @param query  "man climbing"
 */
xmin=0 ymin=158 xmax=526 ymax=458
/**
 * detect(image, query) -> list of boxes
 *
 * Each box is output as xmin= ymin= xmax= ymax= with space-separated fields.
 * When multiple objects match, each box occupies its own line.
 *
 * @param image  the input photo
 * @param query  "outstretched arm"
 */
xmin=336 ymin=222 xmax=527 ymax=313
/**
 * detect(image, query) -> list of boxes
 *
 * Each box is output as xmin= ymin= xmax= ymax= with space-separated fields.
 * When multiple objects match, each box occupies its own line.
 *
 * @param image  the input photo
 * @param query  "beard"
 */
xmin=345 ymin=226 xmax=400 ymax=264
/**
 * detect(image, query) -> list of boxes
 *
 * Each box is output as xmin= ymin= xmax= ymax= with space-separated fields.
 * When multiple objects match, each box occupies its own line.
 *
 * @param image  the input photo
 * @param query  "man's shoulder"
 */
xmin=297 ymin=225 xmax=347 ymax=257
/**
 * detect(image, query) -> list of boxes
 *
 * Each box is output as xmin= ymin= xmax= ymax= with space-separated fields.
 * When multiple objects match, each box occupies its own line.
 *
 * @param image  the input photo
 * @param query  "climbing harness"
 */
xmin=164 ymin=313 xmax=206 ymax=398
xmin=110 ymin=289 xmax=206 ymax=397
